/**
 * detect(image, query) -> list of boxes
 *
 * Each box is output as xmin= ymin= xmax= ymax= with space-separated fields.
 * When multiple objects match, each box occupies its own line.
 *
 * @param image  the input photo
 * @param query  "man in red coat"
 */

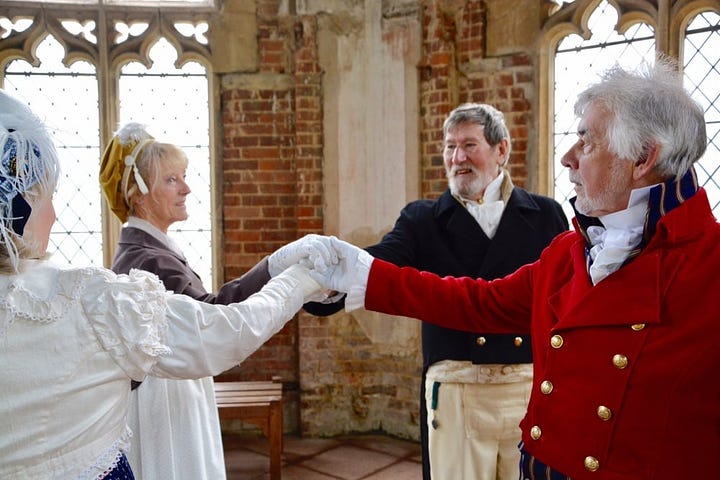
xmin=310 ymin=59 xmax=720 ymax=479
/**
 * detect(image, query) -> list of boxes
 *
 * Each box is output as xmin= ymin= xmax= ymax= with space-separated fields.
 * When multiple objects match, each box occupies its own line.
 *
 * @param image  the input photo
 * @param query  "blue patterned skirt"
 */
xmin=102 ymin=453 xmax=135 ymax=480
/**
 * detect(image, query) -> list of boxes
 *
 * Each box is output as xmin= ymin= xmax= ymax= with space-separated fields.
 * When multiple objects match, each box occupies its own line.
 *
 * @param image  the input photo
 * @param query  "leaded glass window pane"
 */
xmin=684 ymin=11 xmax=720 ymax=218
xmin=4 ymin=34 xmax=103 ymax=267
xmin=553 ymin=0 xmax=655 ymax=219
xmin=119 ymin=37 xmax=212 ymax=287
xmin=1 ymin=14 xmax=213 ymax=287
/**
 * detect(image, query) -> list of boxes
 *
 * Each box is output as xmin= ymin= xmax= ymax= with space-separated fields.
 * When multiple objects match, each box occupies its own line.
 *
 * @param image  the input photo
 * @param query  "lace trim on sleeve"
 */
xmin=0 ymin=264 xmax=90 ymax=334
xmin=82 ymin=268 xmax=171 ymax=379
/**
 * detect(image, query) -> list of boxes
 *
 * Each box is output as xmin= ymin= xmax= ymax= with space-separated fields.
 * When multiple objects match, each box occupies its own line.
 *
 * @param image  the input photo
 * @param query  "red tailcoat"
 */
xmin=365 ymin=189 xmax=720 ymax=479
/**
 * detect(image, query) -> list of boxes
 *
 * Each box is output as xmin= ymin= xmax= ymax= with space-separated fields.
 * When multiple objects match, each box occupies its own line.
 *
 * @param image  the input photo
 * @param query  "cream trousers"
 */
xmin=425 ymin=364 xmax=532 ymax=480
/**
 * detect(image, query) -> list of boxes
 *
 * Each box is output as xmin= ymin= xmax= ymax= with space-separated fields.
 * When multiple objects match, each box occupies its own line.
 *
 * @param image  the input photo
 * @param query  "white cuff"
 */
xmin=344 ymin=251 xmax=372 ymax=312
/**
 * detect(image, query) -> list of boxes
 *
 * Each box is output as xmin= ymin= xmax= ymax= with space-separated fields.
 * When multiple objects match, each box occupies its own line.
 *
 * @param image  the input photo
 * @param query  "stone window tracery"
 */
xmin=542 ymin=0 xmax=720 ymax=219
xmin=0 ymin=2 xmax=217 ymax=287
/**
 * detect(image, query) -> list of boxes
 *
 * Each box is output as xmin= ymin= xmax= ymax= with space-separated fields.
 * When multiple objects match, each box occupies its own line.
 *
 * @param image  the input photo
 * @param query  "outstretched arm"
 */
xmin=309 ymin=235 xmax=535 ymax=335
xmin=365 ymin=258 xmax=534 ymax=334
xmin=153 ymin=264 xmax=323 ymax=379
xmin=83 ymin=264 xmax=323 ymax=382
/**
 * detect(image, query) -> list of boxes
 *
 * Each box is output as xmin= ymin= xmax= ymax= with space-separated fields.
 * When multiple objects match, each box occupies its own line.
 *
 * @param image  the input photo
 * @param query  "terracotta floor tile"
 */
xmin=297 ymin=445 xmax=397 ymax=479
xmin=277 ymin=464 xmax=341 ymax=479
xmin=363 ymin=460 xmax=423 ymax=480
xmin=223 ymin=433 xmax=422 ymax=480
xmin=337 ymin=434 xmax=421 ymax=458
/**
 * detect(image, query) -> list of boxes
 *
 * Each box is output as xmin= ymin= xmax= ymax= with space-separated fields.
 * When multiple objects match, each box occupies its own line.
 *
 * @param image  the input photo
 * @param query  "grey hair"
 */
xmin=443 ymin=103 xmax=512 ymax=163
xmin=574 ymin=58 xmax=707 ymax=178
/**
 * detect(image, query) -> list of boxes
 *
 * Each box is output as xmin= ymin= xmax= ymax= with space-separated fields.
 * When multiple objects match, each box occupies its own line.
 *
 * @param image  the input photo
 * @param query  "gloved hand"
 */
xmin=268 ymin=234 xmax=338 ymax=277
xmin=280 ymin=264 xmax=327 ymax=303
xmin=307 ymin=236 xmax=373 ymax=295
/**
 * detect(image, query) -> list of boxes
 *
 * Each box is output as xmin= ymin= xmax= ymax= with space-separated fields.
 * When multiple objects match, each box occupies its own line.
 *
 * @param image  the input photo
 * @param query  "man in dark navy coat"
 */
xmin=307 ymin=103 xmax=567 ymax=479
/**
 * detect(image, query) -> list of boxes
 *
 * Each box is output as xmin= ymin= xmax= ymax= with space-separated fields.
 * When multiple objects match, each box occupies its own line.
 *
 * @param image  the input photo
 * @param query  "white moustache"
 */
xmin=450 ymin=166 xmax=478 ymax=176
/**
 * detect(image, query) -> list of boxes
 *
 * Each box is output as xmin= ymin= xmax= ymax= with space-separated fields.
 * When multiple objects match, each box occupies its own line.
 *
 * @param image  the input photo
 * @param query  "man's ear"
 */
xmin=496 ymin=138 xmax=510 ymax=165
xmin=632 ymin=142 xmax=659 ymax=180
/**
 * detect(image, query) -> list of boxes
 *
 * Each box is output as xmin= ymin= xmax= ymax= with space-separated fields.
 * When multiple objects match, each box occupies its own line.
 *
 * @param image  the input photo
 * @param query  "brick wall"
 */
xmin=217 ymin=0 xmax=537 ymax=438
xmin=458 ymin=52 xmax=534 ymax=189
xmin=217 ymin=0 xmax=301 ymax=420
xmin=419 ymin=0 xmax=533 ymax=197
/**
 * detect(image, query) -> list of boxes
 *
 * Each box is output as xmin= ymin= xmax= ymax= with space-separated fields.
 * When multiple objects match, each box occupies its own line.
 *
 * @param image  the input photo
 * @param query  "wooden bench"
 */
xmin=214 ymin=379 xmax=283 ymax=480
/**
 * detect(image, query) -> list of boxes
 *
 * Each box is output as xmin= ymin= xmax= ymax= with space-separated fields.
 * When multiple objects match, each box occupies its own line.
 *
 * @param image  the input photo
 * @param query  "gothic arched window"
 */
xmin=542 ymin=0 xmax=720 ymax=219
xmin=0 ymin=2 xmax=216 ymax=287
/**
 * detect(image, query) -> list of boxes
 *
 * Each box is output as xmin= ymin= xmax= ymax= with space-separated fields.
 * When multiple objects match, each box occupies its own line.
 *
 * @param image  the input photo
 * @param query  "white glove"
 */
xmin=307 ymin=236 xmax=373 ymax=298
xmin=268 ymin=234 xmax=338 ymax=277
xmin=279 ymin=264 xmax=327 ymax=303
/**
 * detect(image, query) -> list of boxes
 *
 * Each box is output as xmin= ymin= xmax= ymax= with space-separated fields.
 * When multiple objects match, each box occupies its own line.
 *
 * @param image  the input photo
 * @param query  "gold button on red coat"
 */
xmin=530 ymin=425 xmax=542 ymax=440
xmin=584 ymin=456 xmax=600 ymax=472
xmin=597 ymin=405 xmax=612 ymax=421
xmin=514 ymin=336 xmax=523 ymax=347
xmin=540 ymin=380 xmax=554 ymax=394
xmin=612 ymin=354 xmax=628 ymax=369
xmin=476 ymin=336 xmax=486 ymax=346
xmin=550 ymin=334 xmax=563 ymax=348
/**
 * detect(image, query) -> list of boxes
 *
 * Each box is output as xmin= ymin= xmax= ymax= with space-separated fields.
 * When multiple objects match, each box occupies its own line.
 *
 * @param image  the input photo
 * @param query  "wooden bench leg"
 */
xmin=268 ymin=400 xmax=283 ymax=480
xmin=214 ymin=381 xmax=283 ymax=479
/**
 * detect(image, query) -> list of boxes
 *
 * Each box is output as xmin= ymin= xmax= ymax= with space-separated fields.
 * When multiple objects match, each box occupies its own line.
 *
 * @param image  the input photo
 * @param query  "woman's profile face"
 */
xmin=135 ymin=154 xmax=191 ymax=233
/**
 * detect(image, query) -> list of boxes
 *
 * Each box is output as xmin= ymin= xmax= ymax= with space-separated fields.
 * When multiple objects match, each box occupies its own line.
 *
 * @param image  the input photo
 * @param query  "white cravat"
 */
xmin=464 ymin=172 xmax=505 ymax=239
xmin=587 ymin=225 xmax=643 ymax=284
xmin=466 ymin=200 xmax=505 ymax=238
xmin=586 ymin=185 xmax=655 ymax=284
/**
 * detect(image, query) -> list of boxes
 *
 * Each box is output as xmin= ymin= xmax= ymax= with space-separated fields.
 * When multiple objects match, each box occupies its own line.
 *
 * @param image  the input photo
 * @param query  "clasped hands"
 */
xmin=268 ymin=234 xmax=373 ymax=299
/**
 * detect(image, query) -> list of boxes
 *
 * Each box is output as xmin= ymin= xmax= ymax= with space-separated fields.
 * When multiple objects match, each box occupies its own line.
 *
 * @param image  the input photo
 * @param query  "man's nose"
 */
xmin=560 ymin=146 xmax=576 ymax=169
xmin=451 ymin=146 xmax=467 ymax=163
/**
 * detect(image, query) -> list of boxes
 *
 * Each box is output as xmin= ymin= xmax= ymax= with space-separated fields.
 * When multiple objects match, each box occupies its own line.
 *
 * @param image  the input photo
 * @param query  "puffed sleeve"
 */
xmin=81 ymin=264 xmax=319 ymax=381
xmin=81 ymin=268 xmax=171 ymax=381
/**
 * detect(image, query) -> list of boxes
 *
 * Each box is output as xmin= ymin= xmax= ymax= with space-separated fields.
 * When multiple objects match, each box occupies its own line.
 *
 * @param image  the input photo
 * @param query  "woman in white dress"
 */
xmin=0 ymin=89 xmax=328 ymax=480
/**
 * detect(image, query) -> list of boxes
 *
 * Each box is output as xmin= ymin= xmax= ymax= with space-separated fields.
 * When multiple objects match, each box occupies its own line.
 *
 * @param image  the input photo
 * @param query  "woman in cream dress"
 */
xmin=0 ymin=90 xmax=327 ymax=480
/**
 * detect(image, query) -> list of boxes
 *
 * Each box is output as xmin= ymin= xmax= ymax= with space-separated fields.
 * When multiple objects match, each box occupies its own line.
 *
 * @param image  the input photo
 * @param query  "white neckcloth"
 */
xmin=587 ymin=185 xmax=655 ymax=284
xmin=463 ymin=172 xmax=505 ymax=239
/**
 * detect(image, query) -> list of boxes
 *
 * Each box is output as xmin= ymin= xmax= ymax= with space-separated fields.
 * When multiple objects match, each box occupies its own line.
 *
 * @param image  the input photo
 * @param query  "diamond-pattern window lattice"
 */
xmin=553 ymin=2 xmax=720 ymax=222
xmin=3 ymin=29 xmax=213 ymax=287
xmin=684 ymin=11 xmax=720 ymax=219
xmin=119 ymin=37 xmax=212 ymax=288
xmin=4 ymin=34 xmax=103 ymax=267
xmin=553 ymin=0 xmax=655 ymax=220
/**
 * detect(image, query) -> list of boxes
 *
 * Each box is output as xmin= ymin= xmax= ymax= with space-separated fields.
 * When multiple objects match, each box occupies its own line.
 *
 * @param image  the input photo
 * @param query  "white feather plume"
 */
xmin=0 ymin=90 xmax=58 ymax=172
xmin=0 ymin=89 xmax=61 ymax=271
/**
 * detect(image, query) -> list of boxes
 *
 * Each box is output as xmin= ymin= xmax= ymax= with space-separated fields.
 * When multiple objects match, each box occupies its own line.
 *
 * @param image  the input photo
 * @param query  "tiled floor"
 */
xmin=223 ymin=433 xmax=422 ymax=480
